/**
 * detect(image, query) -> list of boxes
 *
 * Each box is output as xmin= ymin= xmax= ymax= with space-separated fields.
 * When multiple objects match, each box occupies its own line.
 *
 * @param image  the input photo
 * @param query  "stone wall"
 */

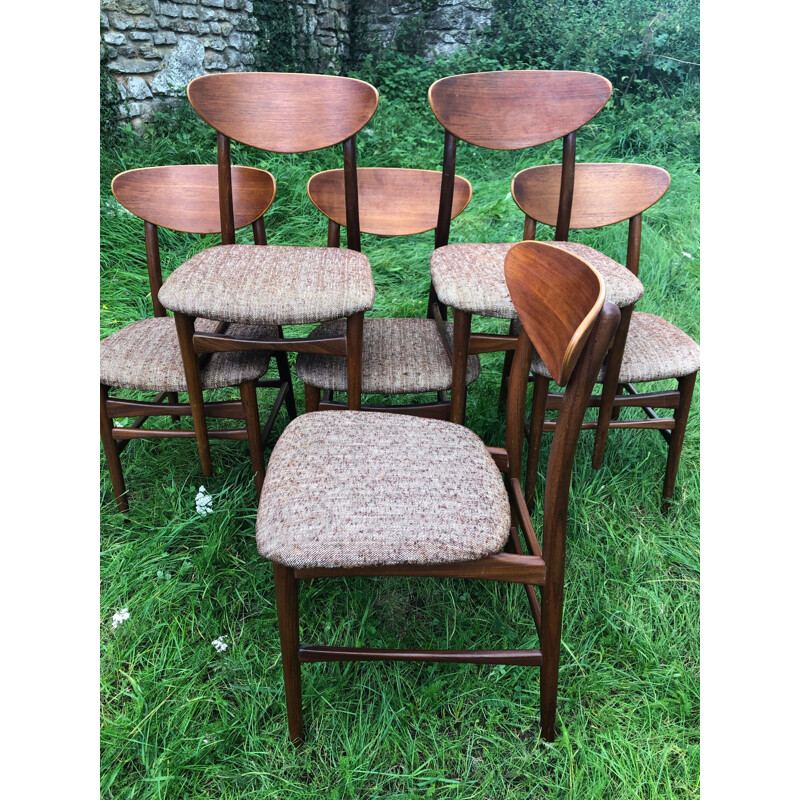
xmin=101 ymin=0 xmax=494 ymax=127
xmin=359 ymin=0 xmax=492 ymax=58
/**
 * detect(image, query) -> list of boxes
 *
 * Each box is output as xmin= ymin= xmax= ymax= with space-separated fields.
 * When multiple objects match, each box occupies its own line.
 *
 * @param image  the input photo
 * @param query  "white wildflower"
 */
xmin=212 ymin=636 xmax=228 ymax=653
xmin=113 ymin=418 xmax=130 ymax=428
xmin=681 ymin=251 xmax=693 ymax=259
xmin=195 ymin=486 xmax=213 ymax=516
xmin=112 ymin=608 xmax=130 ymax=629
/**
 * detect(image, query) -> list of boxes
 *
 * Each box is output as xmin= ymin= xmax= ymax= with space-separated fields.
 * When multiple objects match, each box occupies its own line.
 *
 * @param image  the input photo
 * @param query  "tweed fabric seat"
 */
xmin=159 ymin=244 xmax=375 ymax=325
xmin=100 ymin=316 xmax=280 ymax=392
xmin=530 ymin=312 xmax=700 ymax=384
xmin=295 ymin=317 xmax=481 ymax=394
xmin=430 ymin=241 xmax=644 ymax=319
xmin=256 ymin=411 xmax=511 ymax=569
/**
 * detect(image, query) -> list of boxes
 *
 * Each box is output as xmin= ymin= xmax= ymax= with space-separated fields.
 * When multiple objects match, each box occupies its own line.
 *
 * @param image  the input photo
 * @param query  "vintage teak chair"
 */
xmin=101 ymin=164 xmax=296 ymax=512
xmin=158 ymin=73 xmax=379 ymax=478
xmin=256 ymin=241 xmax=621 ymax=744
xmin=512 ymin=163 xmax=700 ymax=511
xmin=426 ymin=70 xmax=643 ymax=425
xmin=296 ymin=167 xmax=479 ymax=418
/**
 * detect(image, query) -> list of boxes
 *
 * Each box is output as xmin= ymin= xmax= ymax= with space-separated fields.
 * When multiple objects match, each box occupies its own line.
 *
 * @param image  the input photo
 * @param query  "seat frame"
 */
xmin=268 ymin=242 xmax=620 ymax=745
xmin=101 ymin=165 xmax=296 ymax=512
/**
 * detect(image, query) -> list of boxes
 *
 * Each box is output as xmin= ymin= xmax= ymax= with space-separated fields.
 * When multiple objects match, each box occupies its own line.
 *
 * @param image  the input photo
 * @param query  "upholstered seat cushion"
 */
xmin=158 ymin=244 xmax=374 ymax=325
xmin=295 ymin=317 xmax=481 ymax=394
xmin=430 ymin=242 xmax=644 ymax=318
xmin=256 ymin=411 xmax=511 ymax=569
xmin=530 ymin=311 xmax=700 ymax=384
xmin=100 ymin=316 xmax=279 ymax=392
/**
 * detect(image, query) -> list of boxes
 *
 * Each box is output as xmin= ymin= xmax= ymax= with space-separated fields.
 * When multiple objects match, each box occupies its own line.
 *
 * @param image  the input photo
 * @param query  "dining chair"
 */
xmin=513 ymin=163 xmax=700 ymax=511
xmin=426 ymin=70 xmax=641 ymax=426
xmin=296 ymin=167 xmax=479 ymax=419
xmin=256 ymin=241 xmax=620 ymax=745
xmin=101 ymin=164 xmax=295 ymax=512
xmin=158 ymin=73 xmax=379 ymax=480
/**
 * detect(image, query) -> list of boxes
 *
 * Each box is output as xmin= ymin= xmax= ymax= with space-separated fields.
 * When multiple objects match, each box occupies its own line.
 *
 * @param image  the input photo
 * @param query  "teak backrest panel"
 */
xmin=307 ymin=168 xmax=472 ymax=236
xmin=428 ymin=71 xmax=612 ymax=149
xmin=504 ymin=242 xmax=605 ymax=385
xmin=187 ymin=73 xmax=379 ymax=153
xmin=112 ymin=165 xmax=276 ymax=234
xmin=512 ymin=163 xmax=670 ymax=229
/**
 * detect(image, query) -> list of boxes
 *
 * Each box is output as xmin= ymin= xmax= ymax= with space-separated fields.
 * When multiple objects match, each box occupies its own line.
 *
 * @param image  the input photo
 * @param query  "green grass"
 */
xmin=100 ymin=85 xmax=699 ymax=798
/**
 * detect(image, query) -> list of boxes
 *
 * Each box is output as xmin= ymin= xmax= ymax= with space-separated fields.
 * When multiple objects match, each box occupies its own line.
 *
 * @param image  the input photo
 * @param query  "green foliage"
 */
xmin=252 ymin=0 xmax=300 ymax=72
xmin=100 ymin=38 xmax=123 ymax=148
xmin=488 ymin=0 xmax=699 ymax=99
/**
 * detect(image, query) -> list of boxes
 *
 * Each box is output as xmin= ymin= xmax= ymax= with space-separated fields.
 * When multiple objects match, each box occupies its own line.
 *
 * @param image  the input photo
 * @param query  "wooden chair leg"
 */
xmin=274 ymin=563 xmax=303 ymax=746
xmin=525 ymin=374 xmax=549 ymax=506
xmin=240 ymin=380 xmax=265 ymax=497
xmin=275 ymin=351 xmax=297 ymax=420
xmin=539 ymin=551 xmax=566 ymax=742
xmin=346 ymin=312 xmax=364 ymax=411
xmin=592 ymin=305 xmax=633 ymax=469
xmin=449 ymin=309 xmax=472 ymax=424
xmin=610 ymin=384 xmax=624 ymax=420
xmin=100 ymin=384 xmax=128 ymax=513
xmin=304 ymin=384 xmax=321 ymax=413
xmin=174 ymin=312 xmax=213 ymax=477
xmin=497 ymin=318 xmax=521 ymax=413
xmin=167 ymin=392 xmax=180 ymax=423
xmin=662 ymin=372 xmax=697 ymax=513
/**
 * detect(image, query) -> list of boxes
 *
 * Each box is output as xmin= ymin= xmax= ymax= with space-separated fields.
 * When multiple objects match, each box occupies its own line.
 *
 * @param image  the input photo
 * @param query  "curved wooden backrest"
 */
xmin=111 ymin=165 xmax=276 ymax=233
xmin=428 ymin=71 xmax=612 ymax=149
xmin=505 ymin=241 xmax=605 ymax=385
xmin=187 ymin=73 xmax=379 ymax=153
xmin=512 ymin=163 xmax=670 ymax=229
xmin=307 ymin=168 xmax=472 ymax=236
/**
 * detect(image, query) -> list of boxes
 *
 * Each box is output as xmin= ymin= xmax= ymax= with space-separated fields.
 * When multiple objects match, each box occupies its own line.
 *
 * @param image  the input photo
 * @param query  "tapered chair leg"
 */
xmin=662 ymin=372 xmax=697 ymax=513
xmin=167 ymin=392 xmax=181 ymax=423
xmin=346 ymin=312 xmax=364 ymax=411
xmin=274 ymin=563 xmax=303 ymax=746
xmin=450 ymin=309 xmax=472 ymax=424
xmin=275 ymin=351 xmax=297 ymax=420
xmin=240 ymin=379 xmax=265 ymax=497
xmin=610 ymin=384 xmax=624 ymax=420
xmin=174 ymin=312 xmax=213 ymax=477
xmin=100 ymin=384 xmax=128 ymax=513
xmin=591 ymin=305 xmax=633 ymax=469
xmin=497 ymin=318 xmax=521 ymax=413
xmin=525 ymin=373 xmax=549 ymax=506
xmin=539 ymin=564 xmax=566 ymax=742
xmin=304 ymin=384 xmax=321 ymax=413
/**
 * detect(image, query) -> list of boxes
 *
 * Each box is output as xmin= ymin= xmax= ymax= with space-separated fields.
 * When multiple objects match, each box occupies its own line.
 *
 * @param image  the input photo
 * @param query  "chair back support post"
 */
xmin=327 ymin=220 xmax=341 ymax=248
xmin=144 ymin=220 xmax=167 ymax=317
xmin=554 ymin=131 xmax=576 ymax=241
xmin=626 ymin=213 xmax=643 ymax=276
xmin=435 ymin=129 xmax=458 ymax=249
xmin=342 ymin=135 xmax=361 ymax=252
xmin=504 ymin=331 xmax=531 ymax=481
xmin=217 ymin=133 xmax=236 ymax=245
xmin=522 ymin=216 xmax=537 ymax=241
xmin=252 ymin=216 xmax=267 ymax=245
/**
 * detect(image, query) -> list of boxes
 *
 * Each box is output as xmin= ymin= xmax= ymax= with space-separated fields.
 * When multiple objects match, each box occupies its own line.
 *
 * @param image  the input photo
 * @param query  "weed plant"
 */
xmin=100 ymin=15 xmax=699 ymax=798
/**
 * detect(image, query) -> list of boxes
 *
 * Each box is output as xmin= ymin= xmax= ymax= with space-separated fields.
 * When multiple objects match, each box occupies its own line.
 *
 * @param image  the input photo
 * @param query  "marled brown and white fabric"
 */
xmin=530 ymin=311 xmax=700 ymax=384
xmin=159 ymin=244 xmax=374 ymax=325
xmin=430 ymin=242 xmax=644 ymax=318
xmin=100 ymin=316 xmax=279 ymax=392
xmin=256 ymin=411 xmax=511 ymax=568
xmin=295 ymin=317 xmax=481 ymax=394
